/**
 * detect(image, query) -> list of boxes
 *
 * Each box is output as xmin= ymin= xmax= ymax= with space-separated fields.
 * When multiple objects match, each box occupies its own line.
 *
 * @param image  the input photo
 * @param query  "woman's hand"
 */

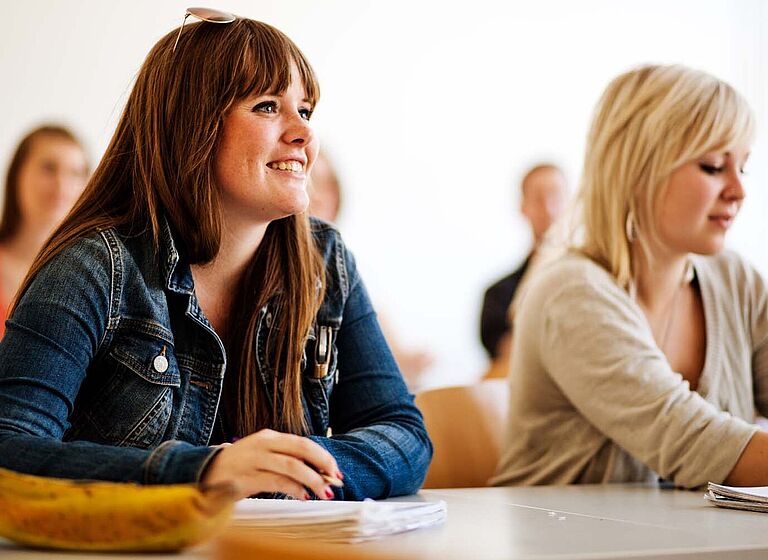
xmin=202 ymin=429 xmax=341 ymax=500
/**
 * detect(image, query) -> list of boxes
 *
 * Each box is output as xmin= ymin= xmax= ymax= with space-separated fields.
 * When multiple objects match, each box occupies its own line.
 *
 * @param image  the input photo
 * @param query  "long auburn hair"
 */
xmin=576 ymin=64 xmax=755 ymax=289
xmin=13 ymin=19 xmax=325 ymax=436
xmin=0 ymin=125 xmax=88 ymax=242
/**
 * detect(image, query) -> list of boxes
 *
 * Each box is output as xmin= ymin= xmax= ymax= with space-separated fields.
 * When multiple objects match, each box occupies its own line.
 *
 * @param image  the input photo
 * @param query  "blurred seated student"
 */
xmin=0 ymin=125 xmax=88 ymax=337
xmin=492 ymin=64 xmax=768 ymax=488
xmin=480 ymin=164 xmax=567 ymax=379
xmin=0 ymin=10 xmax=431 ymax=501
xmin=308 ymin=149 xmax=434 ymax=389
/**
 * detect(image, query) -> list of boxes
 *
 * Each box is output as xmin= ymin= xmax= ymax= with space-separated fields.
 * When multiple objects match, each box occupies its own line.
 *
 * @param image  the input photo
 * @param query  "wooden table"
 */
xmin=2 ymin=484 xmax=767 ymax=559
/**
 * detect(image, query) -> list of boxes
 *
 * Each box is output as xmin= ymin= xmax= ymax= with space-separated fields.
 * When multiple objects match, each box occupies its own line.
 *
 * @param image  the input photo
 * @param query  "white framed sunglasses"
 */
xmin=173 ymin=7 xmax=237 ymax=52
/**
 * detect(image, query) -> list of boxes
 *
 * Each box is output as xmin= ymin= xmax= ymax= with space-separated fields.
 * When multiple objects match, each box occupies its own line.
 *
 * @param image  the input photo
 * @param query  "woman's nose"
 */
xmin=724 ymin=168 xmax=745 ymax=202
xmin=284 ymin=114 xmax=314 ymax=146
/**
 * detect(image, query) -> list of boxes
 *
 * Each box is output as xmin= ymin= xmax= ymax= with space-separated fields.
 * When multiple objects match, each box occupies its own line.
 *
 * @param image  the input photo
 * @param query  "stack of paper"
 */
xmin=232 ymin=498 xmax=447 ymax=543
xmin=706 ymin=482 xmax=768 ymax=513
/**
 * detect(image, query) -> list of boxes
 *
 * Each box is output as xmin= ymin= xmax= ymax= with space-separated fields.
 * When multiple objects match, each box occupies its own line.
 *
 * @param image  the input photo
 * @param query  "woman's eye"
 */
xmin=252 ymin=101 xmax=277 ymax=114
xmin=299 ymin=107 xmax=313 ymax=121
xmin=699 ymin=163 xmax=724 ymax=175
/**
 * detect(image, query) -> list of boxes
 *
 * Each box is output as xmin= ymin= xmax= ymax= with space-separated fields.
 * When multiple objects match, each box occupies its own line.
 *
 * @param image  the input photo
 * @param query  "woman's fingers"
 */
xmin=266 ymin=452 xmax=331 ymax=499
xmin=241 ymin=471 xmax=309 ymax=500
xmin=203 ymin=429 xmax=341 ymax=500
xmin=261 ymin=430 xmax=340 ymax=481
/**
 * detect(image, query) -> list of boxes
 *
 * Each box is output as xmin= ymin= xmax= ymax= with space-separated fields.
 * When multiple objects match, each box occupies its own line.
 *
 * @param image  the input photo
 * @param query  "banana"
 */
xmin=0 ymin=467 xmax=237 ymax=552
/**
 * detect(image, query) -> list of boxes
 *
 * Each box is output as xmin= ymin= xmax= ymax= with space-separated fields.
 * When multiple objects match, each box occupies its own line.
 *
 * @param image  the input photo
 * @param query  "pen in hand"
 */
xmin=236 ymin=432 xmax=343 ymax=490
xmin=321 ymin=473 xmax=344 ymax=488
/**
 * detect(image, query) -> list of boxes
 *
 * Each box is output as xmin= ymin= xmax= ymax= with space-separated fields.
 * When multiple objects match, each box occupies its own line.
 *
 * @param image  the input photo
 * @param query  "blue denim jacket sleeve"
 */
xmin=309 ymin=248 xmax=433 ymax=500
xmin=0 ymin=234 xmax=217 ymax=483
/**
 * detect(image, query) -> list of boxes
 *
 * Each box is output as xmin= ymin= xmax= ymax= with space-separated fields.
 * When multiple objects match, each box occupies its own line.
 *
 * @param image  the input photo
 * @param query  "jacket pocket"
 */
xmin=66 ymin=331 xmax=180 ymax=449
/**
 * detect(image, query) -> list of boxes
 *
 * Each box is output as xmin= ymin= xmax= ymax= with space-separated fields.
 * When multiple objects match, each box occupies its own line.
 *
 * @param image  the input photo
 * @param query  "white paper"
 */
xmin=707 ymin=483 xmax=768 ymax=501
xmin=706 ymin=481 xmax=768 ymax=513
xmin=232 ymin=498 xmax=447 ymax=543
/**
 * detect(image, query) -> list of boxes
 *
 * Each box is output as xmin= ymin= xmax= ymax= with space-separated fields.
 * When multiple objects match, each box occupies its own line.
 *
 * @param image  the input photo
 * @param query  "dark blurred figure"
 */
xmin=0 ymin=125 xmax=88 ymax=338
xmin=480 ymin=164 xmax=567 ymax=378
xmin=309 ymin=149 xmax=434 ymax=389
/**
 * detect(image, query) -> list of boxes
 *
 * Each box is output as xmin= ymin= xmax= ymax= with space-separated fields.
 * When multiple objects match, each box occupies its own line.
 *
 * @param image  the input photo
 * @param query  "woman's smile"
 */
xmin=267 ymin=159 xmax=306 ymax=175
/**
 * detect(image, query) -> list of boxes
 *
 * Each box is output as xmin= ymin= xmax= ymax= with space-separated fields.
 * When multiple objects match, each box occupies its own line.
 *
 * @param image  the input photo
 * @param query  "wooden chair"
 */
xmin=415 ymin=379 xmax=509 ymax=489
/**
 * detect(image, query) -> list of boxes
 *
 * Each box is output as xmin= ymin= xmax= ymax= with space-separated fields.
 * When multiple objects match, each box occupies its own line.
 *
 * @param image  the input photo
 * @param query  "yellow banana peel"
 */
xmin=0 ymin=467 xmax=237 ymax=552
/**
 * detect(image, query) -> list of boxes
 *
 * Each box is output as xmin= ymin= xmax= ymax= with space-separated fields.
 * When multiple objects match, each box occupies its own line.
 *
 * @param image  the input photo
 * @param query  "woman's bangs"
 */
xmin=235 ymin=24 xmax=319 ymax=105
xmin=700 ymin=86 xmax=756 ymax=154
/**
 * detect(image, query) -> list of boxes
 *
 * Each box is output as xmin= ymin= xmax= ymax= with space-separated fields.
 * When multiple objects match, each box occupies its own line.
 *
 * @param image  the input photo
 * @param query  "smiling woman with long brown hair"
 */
xmin=0 ymin=9 xmax=431 ymax=501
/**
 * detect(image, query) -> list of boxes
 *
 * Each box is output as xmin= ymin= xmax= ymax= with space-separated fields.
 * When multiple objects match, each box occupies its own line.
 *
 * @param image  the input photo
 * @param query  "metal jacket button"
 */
xmin=153 ymin=346 xmax=169 ymax=373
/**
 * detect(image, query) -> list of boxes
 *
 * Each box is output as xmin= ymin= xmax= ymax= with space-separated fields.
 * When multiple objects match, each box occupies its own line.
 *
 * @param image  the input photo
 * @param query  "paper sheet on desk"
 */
xmin=232 ymin=498 xmax=447 ymax=543
xmin=705 ymin=482 xmax=768 ymax=513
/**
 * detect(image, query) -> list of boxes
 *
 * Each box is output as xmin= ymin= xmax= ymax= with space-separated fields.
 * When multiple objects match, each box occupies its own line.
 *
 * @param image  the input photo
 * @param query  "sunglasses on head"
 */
xmin=173 ymin=7 xmax=237 ymax=52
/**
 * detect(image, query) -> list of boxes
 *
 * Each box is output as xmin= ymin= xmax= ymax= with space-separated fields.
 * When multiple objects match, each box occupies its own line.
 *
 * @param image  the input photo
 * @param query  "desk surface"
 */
xmin=1 ymin=484 xmax=766 ymax=560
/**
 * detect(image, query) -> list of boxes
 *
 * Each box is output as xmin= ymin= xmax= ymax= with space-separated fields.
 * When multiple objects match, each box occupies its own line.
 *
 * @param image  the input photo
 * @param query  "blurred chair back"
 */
xmin=416 ymin=379 xmax=509 ymax=489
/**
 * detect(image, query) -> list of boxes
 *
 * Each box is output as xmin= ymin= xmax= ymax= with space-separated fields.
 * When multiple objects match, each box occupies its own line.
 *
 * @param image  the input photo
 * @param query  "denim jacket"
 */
xmin=0 ymin=217 xmax=432 ymax=500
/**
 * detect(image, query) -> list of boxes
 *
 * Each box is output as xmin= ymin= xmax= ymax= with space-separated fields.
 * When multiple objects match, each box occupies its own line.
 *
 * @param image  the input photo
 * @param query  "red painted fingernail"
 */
xmin=304 ymin=493 xmax=311 ymax=501
xmin=336 ymin=471 xmax=344 ymax=480
xmin=325 ymin=488 xmax=334 ymax=499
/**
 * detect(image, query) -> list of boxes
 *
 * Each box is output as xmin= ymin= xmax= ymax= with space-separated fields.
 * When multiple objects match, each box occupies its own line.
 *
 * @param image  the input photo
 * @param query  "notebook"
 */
xmin=231 ymin=498 xmax=447 ymax=543
xmin=706 ymin=482 xmax=768 ymax=513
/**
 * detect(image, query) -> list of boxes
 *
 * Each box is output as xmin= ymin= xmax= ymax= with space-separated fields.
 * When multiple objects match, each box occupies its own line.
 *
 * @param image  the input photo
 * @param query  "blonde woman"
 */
xmin=492 ymin=64 xmax=765 ymax=488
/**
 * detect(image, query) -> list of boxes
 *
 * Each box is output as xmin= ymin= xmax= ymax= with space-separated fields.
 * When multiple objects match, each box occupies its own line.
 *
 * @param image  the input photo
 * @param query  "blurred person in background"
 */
xmin=307 ymin=149 xmax=342 ymax=224
xmin=480 ymin=163 xmax=568 ymax=379
xmin=0 ymin=125 xmax=89 ymax=338
xmin=309 ymin=149 xmax=434 ymax=389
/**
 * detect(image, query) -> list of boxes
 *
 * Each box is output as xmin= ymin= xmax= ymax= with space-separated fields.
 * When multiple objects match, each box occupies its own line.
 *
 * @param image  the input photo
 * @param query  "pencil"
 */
xmin=321 ymin=473 xmax=344 ymax=487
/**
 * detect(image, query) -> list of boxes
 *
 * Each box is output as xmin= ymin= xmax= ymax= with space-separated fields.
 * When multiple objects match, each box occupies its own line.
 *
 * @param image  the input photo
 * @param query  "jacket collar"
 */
xmin=158 ymin=215 xmax=195 ymax=295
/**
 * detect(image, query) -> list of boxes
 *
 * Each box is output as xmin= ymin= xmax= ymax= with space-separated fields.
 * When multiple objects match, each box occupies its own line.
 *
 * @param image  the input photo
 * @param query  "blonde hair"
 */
xmin=577 ymin=64 xmax=755 ymax=289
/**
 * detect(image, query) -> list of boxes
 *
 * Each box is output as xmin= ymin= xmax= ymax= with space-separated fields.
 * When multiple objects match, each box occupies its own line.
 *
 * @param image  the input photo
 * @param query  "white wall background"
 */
xmin=2 ymin=0 xmax=766 ymax=388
